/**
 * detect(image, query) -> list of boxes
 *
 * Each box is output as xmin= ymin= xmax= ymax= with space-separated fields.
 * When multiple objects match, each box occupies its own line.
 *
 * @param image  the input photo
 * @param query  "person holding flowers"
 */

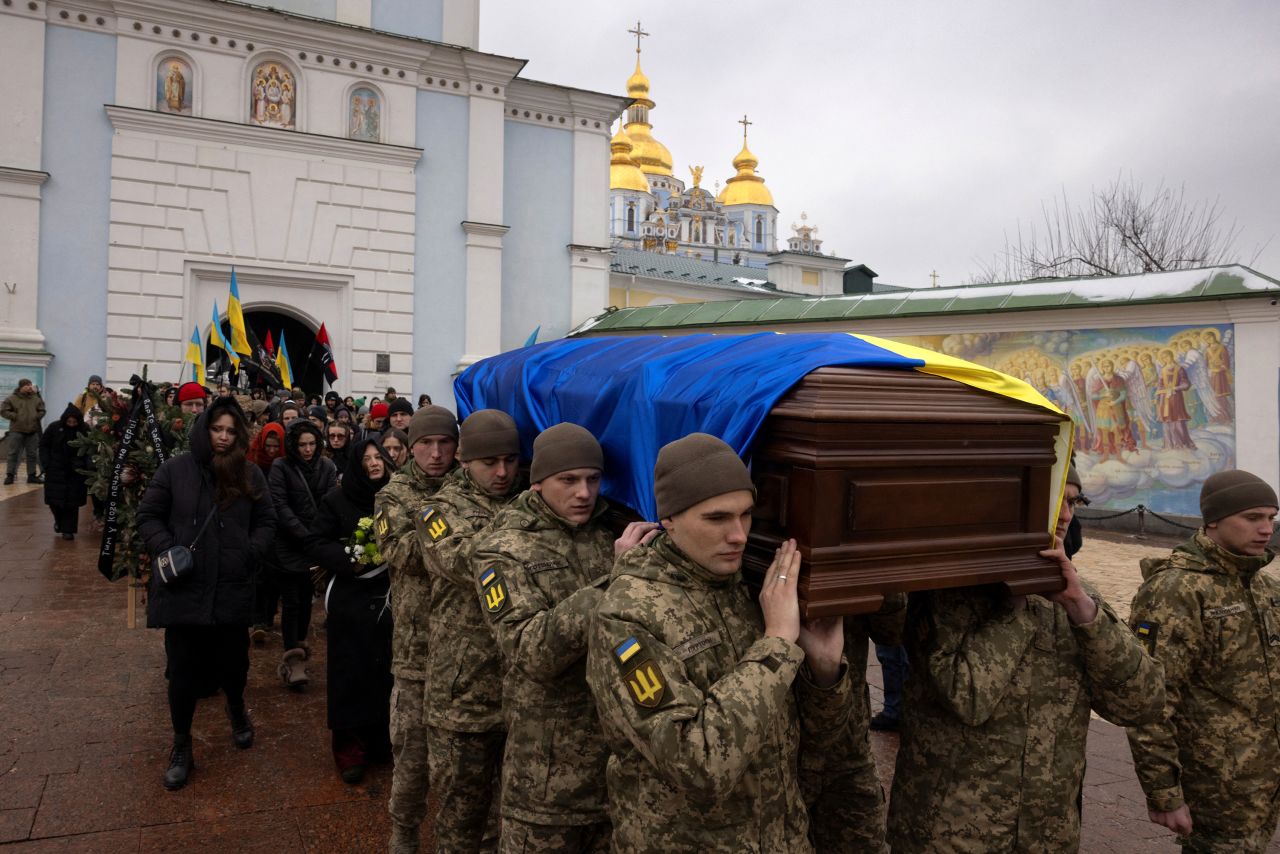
xmin=308 ymin=438 xmax=395 ymax=783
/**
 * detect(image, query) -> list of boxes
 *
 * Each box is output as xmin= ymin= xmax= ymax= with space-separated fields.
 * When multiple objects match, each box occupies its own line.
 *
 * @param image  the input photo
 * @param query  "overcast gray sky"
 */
xmin=478 ymin=1 xmax=1279 ymax=288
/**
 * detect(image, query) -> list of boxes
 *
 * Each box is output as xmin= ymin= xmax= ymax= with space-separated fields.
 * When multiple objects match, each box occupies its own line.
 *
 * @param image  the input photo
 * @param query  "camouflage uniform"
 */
xmin=803 ymin=598 xmax=904 ymax=854
xmin=1127 ymin=532 xmax=1280 ymax=853
xmin=374 ymin=461 xmax=453 ymax=836
xmin=470 ymin=489 xmax=615 ymax=852
xmin=417 ymin=466 xmax=513 ymax=852
xmin=887 ymin=583 xmax=1165 ymax=852
xmin=587 ymin=533 xmax=855 ymax=854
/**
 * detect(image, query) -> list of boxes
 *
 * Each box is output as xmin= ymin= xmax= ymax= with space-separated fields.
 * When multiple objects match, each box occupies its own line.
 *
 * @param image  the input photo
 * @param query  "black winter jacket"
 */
xmin=269 ymin=420 xmax=337 ymax=574
xmin=40 ymin=404 xmax=89 ymax=508
xmin=138 ymin=400 xmax=276 ymax=627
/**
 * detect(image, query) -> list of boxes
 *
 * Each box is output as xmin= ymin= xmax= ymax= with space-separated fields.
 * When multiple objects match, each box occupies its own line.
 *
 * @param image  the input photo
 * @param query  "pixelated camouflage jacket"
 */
xmin=374 ymin=461 xmax=454 ymax=680
xmin=587 ymin=533 xmax=854 ymax=854
xmin=469 ymin=489 xmax=615 ymax=825
xmin=887 ymin=583 xmax=1165 ymax=853
xmin=416 ymin=466 xmax=515 ymax=732
xmin=1126 ymin=532 xmax=1280 ymax=833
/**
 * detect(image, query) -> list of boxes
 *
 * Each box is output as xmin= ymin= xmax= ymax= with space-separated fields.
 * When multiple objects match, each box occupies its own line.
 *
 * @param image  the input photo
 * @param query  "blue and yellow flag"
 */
xmin=454 ymin=332 xmax=1072 ymax=532
xmin=226 ymin=268 xmax=252 ymax=357
xmin=209 ymin=301 xmax=239 ymax=369
xmin=275 ymin=330 xmax=294 ymax=388
xmin=186 ymin=325 xmax=204 ymax=383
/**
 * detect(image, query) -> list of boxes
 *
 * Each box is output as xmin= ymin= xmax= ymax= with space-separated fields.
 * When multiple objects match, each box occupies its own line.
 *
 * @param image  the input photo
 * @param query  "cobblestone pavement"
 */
xmin=2 ymin=485 xmax=1276 ymax=851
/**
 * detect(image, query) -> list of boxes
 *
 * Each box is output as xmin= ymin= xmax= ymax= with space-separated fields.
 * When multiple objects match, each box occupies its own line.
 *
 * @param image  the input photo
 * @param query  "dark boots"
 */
xmin=227 ymin=703 xmax=254 ymax=749
xmin=163 ymin=734 xmax=194 ymax=791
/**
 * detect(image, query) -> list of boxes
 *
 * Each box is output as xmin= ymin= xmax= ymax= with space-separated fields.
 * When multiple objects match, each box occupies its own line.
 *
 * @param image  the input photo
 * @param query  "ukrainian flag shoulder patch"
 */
xmin=420 ymin=506 xmax=451 ymax=543
xmin=480 ymin=566 xmax=507 ymax=617
xmin=615 ymin=637 xmax=641 ymax=664
xmin=1134 ymin=620 xmax=1158 ymax=656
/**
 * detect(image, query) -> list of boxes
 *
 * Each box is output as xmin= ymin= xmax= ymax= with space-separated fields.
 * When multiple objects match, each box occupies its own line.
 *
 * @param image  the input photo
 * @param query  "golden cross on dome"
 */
xmin=930 ymin=270 xmax=940 ymax=287
xmin=738 ymin=114 xmax=753 ymax=143
xmin=628 ymin=20 xmax=649 ymax=54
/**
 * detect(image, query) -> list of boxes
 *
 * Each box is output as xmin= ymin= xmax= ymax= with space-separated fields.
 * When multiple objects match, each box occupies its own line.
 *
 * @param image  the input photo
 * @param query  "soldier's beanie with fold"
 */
xmin=1066 ymin=465 xmax=1083 ymax=490
xmin=654 ymin=433 xmax=756 ymax=519
xmin=458 ymin=409 xmax=520 ymax=461
xmin=409 ymin=405 xmax=459 ymax=446
xmin=388 ymin=397 xmax=414 ymax=418
xmin=530 ymin=423 xmax=603 ymax=483
xmin=1200 ymin=470 xmax=1279 ymax=522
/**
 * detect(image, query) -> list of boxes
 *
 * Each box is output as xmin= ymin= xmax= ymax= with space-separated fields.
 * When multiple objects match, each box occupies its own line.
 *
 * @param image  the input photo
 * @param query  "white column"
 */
xmin=442 ymin=0 xmax=480 ymax=50
xmin=567 ymin=122 xmax=612 ymax=327
xmin=1227 ymin=301 xmax=1280 ymax=495
xmin=457 ymin=87 xmax=507 ymax=371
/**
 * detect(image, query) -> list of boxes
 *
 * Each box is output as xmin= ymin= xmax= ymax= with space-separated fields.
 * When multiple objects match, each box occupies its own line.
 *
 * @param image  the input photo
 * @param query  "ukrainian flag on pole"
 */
xmin=186 ymin=325 xmax=204 ymax=382
xmin=226 ymin=268 xmax=252 ymax=357
xmin=209 ymin=301 xmax=240 ymax=369
xmin=275 ymin=330 xmax=294 ymax=388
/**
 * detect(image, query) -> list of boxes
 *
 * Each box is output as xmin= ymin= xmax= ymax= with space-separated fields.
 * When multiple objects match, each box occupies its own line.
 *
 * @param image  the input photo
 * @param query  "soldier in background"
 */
xmin=587 ymin=433 xmax=851 ymax=853
xmin=417 ymin=410 xmax=522 ymax=852
xmin=373 ymin=405 xmax=459 ymax=853
xmin=1127 ymin=469 xmax=1280 ymax=852
xmin=887 ymin=466 xmax=1165 ymax=851
xmin=471 ymin=423 xmax=659 ymax=852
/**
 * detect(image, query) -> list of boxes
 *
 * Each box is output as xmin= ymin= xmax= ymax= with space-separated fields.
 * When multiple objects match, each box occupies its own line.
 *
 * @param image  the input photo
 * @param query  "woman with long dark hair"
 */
xmin=137 ymin=397 xmax=276 ymax=791
xmin=308 ymin=439 xmax=394 ymax=783
xmin=268 ymin=419 xmax=337 ymax=689
xmin=39 ymin=403 xmax=89 ymax=540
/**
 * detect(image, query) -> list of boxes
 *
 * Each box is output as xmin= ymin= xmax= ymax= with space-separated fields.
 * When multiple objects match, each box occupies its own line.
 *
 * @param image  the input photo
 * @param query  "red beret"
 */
xmin=177 ymin=382 xmax=208 ymax=403
xmin=370 ymin=402 xmax=389 ymax=419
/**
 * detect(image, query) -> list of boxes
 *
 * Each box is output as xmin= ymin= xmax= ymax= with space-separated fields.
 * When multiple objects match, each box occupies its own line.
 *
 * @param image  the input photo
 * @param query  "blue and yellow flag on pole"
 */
xmin=275 ymin=330 xmax=294 ymax=388
xmin=226 ymin=268 xmax=252 ymax=357
xmin=209 ymin=301 xmax=240 ymax=369
xmin=454 ymin=332 xmax=1072 ymax=532
xmin=186 ymin=325 xmax=204 ymax=383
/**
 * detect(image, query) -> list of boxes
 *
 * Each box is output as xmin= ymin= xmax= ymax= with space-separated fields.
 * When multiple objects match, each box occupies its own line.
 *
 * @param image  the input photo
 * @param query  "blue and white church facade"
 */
xmin=0 ymin=0 xmax=627 ymax=409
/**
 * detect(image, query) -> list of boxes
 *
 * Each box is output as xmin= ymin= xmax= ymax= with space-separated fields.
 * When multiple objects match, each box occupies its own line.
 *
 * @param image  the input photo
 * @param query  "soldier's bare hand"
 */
xmin=614 ymin=521 xmax=662 ymax=556
xmin=1148 ymin=804 xmax=1193 ymax=836
xmin=760 ymin=538 xmax=801 ymax=645
xmin=798 ymin=616 xmax=844 ymax=688
xmin=1040 ymin=546 xmax=1098 ymax=625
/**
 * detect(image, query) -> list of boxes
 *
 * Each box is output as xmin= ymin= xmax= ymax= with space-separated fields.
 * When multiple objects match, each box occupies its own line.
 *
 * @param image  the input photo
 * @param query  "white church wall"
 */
xmin=370 ymin=0 xmax=444 ymax=43
xmin=36 ymin=24 xmax=115 ymax=414
xmin=1 ymin=13 xmax=46 ymax=170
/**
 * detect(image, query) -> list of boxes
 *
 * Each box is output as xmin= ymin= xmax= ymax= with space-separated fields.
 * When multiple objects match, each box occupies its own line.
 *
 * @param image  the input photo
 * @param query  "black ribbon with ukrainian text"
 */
xmin=98 ymin=375 xmax=168 ymax=581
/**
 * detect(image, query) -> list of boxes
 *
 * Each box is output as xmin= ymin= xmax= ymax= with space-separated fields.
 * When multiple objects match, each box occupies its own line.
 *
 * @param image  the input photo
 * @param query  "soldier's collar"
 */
xmin=652 ymin=533 xmax=741 ymax=589
xmin=1191 ymin=530 xmax=1275 ymax=575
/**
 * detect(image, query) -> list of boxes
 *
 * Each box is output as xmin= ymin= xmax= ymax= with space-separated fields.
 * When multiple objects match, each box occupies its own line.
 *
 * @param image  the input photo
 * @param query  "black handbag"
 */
xmin=154 ymin=506 xmax=217 ymax=585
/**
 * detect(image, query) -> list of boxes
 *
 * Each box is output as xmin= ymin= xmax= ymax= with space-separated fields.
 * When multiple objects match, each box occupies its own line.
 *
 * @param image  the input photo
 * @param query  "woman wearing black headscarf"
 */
xmin=39 ymin=403 xmax=90 ymax=539
xmin=308 ymin=438 xmax=394 ymax=783
xmin=137 ymin=397 xmax=276 ymax=791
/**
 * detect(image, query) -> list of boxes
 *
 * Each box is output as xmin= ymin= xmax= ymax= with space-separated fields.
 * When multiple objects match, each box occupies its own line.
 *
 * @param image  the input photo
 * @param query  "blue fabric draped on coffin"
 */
xmin=453 ymin=332 xmax=930 ymax=522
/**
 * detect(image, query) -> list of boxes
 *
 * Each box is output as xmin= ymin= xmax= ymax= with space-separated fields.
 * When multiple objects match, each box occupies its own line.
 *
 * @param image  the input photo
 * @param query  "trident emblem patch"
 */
xmin=479 ymin=566 xmax=508 ymax=617
xmin=625 ymin=661 xmax=666 ymax=708
xmin=420 ymin=507 xmax=451 ymax=542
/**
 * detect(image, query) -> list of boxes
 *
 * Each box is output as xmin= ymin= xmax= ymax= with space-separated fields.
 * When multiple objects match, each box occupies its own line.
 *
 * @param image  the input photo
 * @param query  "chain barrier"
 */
xmin=1078 ymin=503 xmax=1200 ymax=538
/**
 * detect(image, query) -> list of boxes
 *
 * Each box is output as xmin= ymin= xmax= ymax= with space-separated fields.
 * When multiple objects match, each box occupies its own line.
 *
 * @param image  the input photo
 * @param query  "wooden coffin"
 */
xmin=743 ymin=366 xmax=1068 ymax=617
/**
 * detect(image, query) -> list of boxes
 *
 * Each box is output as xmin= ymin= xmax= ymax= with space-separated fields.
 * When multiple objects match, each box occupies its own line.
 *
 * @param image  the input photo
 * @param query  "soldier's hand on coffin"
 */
xmin=798 ymin=616 xmax=844 ymax=688
xmin=1040 ymin=546 xmax=1099 ymax=626
xmin=615 ymin=521 xmax=662 ymax=556
xmin=759 ymin=538 xmax=801 ymax=644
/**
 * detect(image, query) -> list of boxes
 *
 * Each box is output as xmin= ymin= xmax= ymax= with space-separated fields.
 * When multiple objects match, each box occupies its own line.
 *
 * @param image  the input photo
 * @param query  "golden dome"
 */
xmin=717 ymin=140 xmax=775 ymax=207
xmin=626 ymin=58 xmax=650 ymax=100
xmin=610 ymin=127 xmax=651 ymax=193
xmin=622 ymin=56 xmax=673 ymax=177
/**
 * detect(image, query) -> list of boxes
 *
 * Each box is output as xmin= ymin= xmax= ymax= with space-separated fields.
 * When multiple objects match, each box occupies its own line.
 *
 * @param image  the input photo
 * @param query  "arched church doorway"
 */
xmin=205 ymin=308 xmax=327 ymax=397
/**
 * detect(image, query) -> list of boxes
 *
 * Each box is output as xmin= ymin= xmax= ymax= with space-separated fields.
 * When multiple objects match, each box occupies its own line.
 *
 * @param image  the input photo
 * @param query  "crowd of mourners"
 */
xmin=7 ymin=370 xmax=1278 ymax=854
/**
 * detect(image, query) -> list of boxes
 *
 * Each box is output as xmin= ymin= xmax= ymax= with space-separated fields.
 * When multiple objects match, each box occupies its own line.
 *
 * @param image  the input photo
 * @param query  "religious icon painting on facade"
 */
xmin=348 ymin=87 xmax=381 ymax=142
xmin=249 ymin=62 xmax=296 ymax=130
xmin=156 ymin=57 xmax=192 ymax=115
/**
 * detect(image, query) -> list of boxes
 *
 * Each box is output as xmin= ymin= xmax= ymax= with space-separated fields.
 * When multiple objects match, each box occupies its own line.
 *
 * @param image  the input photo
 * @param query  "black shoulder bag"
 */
xmin=154 ymin=506 xmax=218 ymax=585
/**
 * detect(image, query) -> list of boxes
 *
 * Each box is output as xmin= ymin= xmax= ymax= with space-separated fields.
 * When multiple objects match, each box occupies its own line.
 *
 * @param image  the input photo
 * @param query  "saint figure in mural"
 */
xmin=157 ymin=58 xmax=191 ymax=115
xmin=349 ymin=89 xmax=380 ymax=142
xmin=1155 ymin=348 xmax=1197 ymax=450
xmin=1118 ymin=352 xmax=1156 ymax=449
xmin=1090 ymin=358 xmax=1137 ymax=459
xmin=1202 ymin=328 xmax=1233 ymax=422
xmin=250 ymin=63 xmax=296 ymax=130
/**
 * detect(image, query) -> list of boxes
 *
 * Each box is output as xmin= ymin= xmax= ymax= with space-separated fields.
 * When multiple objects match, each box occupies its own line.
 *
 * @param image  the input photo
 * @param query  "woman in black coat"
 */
xmin=308 ymin=438 xmax=394 ymax=784
xmin=267 ymin=419 xmax=337 ymax=689
xmin=137 ymin=397 xmax=276 ymax=792
xmin=39 ymin=403 xmax=89 ymax=539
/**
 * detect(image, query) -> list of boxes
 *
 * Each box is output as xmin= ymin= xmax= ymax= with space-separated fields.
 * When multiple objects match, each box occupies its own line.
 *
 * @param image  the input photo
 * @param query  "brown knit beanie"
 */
xmin=409 ymin=405 xmax=459 ymax=447
xmin=654 ymin=433 xmax=756 ymax=519
xmin=1200 ymin=470 xmax=1279 ymax=523
xmin=458 ymin=409 xmax=520 ymax=462
xmin=530 ymin=423 xmax=602 ymax=483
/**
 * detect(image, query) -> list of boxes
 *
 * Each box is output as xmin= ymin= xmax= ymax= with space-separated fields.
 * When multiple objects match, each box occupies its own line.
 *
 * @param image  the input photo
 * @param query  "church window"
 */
xmin=156 ymin=55 xmax=193 ymax=115
xmin=348 ymin=85 xmax=381 ymax=142
xmin=249 ymin=60 xmax=297 ymax=129
xmin=755 ymin=216 xmax=764 ymax=244
xmin=626 ymin=203 xmax=636 ymax=232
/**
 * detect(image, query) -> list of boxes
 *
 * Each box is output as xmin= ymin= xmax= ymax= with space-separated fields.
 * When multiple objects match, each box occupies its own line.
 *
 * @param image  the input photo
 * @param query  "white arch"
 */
xmin=243 ymin=51 xmax=304 ymax=132
xmin=342 ymin=80 xmax=387 ymax=143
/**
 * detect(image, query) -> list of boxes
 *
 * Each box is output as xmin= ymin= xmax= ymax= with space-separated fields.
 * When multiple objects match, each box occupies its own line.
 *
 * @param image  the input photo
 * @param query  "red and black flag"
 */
xmin=313 ymin=322 xmax=339 ymax=387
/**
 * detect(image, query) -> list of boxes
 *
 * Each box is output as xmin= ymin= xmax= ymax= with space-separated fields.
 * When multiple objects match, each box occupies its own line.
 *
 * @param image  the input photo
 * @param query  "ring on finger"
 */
xmin=778 ymin=574 xmax=787 ymax=582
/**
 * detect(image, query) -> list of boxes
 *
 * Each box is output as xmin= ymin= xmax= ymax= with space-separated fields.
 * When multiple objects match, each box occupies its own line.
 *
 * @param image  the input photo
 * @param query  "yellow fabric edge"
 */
xmin=850 ymin=332 xmax=1073 ymax=536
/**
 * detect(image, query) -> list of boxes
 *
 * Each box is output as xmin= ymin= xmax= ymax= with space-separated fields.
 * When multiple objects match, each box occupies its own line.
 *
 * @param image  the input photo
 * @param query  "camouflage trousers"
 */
xmin=1182 ymin=814 xmax=1280 ymax=853
xmin=389 ymin=677 xmax=430 ymax=830
xmin=806 ymin=757 xmax=887 ymax=854
xmin=497 ymin=817 xmax=610 ymax=854
xmin=426 ymin=725 xmax=505 ymax=854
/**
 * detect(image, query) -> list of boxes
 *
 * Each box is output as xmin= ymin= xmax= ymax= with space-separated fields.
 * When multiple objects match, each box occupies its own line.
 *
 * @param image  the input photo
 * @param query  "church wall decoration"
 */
xmin=894 ymin=324 xmax=1236 ymax=517
xmin=348 ymin=86 xmax=381 ymax=142
xmin=156 ymin=56 xmax=192 ymax=115
xmin=249 ymin=61 xmax=297 ymax=130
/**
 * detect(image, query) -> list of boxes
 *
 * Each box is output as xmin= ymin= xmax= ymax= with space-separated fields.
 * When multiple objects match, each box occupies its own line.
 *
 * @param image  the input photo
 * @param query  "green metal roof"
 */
xmin=574 ymin=265 xmax=1280 ymax=335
